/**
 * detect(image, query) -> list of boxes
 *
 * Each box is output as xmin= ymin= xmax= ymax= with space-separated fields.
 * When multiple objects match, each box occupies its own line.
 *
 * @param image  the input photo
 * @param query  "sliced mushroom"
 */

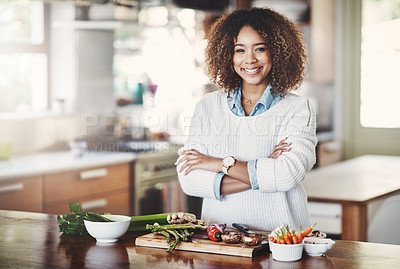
xmin=241 ymin=233 xmax=263 ymax=246
xmin=221 ymin=231 xmax=242 ymax=244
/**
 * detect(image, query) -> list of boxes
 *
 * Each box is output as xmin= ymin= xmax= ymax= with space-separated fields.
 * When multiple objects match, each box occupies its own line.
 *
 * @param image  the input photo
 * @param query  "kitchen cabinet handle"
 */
xmin=81 ymin=199 xmax=108 ymax=210
xmin=79 ymin=168 xmax=108 ymax=180
xmin=0 ymin=183 xmax=23 ymax=194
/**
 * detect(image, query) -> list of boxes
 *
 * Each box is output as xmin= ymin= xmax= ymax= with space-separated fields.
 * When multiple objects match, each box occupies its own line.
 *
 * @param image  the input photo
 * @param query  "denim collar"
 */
xmin=228 ymin=84 xmax=279 ymax=116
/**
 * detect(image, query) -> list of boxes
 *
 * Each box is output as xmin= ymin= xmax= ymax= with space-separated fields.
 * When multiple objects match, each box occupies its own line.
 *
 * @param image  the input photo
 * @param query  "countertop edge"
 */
xmin=0 ymin=151 xmax=138 ymax=181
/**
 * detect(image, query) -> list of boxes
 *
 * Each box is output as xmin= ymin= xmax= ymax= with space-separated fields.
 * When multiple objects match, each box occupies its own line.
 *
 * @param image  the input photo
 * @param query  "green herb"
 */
xmin=57 ymin=203 xmax=113 ymax=235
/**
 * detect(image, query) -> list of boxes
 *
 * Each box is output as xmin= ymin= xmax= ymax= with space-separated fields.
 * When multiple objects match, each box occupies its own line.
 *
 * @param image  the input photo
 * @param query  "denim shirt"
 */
xmin=214 ymin=84 xmax=282 ymax=200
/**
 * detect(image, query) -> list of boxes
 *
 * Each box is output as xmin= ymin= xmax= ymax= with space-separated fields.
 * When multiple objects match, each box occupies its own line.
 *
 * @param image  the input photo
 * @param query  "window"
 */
xmin=360 ymin=0 xmax=400 ymax=128
xmin=343 ymin=0 xmax=400 ymax=158
xmin=0 ymin=1 xmax=48 ymax=114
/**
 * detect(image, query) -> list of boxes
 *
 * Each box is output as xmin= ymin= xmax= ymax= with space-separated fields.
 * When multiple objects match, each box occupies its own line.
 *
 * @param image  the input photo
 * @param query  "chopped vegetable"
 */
xmin=268 ymin=223 xmax=317 ymax=244
xmin=57 ymin=203 xmax=188 ymax=235
xmin=128 ymin=213 xmax=170 ymax=231
xmin=291 ymin=230 xmax=299 ymax=244
xmin=207 ymin=223 xmax=226 ymax=242
xmin=221 ymin=231 xmax=241 ymax=244
xmin=241 ymin=233 xmax=263 ymax=246
xmin=129 ymin=212 xmax=208 ymax=231
xmin=297 ymin=223 xmax=317 ymax=242
xmin=146 ymin=223 xmax=202 ymax=251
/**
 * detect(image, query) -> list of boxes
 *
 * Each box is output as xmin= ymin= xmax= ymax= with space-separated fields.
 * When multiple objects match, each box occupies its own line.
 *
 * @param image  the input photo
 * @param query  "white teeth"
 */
xmin=243 ymin=67 xmax=261 ymax=73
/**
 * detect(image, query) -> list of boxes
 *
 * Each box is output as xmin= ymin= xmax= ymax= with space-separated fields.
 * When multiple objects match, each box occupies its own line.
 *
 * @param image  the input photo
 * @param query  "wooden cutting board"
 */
xmin=135 ymin=232 xmax=269 ymax=257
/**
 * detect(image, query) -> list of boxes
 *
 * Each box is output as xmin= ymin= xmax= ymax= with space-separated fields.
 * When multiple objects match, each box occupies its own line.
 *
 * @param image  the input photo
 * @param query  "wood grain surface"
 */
xmin=135 ymin=232 xmax=269 ymax=257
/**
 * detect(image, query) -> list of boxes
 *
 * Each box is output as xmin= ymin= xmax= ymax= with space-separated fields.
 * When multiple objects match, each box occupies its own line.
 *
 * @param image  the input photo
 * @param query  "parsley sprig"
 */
xmin=57 ymin=203 xmax=113 ymax=235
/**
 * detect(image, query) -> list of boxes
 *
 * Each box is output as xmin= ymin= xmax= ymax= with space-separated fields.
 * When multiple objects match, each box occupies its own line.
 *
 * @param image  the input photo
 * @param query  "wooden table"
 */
xmin=303 ymin=155 xmax=400 ymax=241
xmin=1 ymin=210 xmax=400 ymax=268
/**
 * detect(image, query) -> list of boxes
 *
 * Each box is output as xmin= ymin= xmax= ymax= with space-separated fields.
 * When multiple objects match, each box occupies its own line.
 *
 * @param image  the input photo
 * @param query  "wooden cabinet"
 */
xmin=0 ymin=176 xmax=42 ymax=212
xmin=45 ymin=191 xmax=130 ymax=215
xmin=44 ymin=163 xmax=131 ymax=215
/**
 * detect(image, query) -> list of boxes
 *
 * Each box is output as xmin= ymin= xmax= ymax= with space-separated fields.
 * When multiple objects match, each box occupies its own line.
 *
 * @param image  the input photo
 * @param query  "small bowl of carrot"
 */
xmin=268 ymin=223 xmax=315 ymax=262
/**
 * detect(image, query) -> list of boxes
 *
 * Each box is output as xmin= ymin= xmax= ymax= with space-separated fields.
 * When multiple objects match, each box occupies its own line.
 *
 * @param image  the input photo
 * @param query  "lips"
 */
xmin=242 ymin=67 xmax=262 ymax=74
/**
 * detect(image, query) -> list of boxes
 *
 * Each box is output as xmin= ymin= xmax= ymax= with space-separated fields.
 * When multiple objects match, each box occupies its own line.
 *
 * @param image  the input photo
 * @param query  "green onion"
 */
xmin=128 ymin=213 xmax=171 ymax=231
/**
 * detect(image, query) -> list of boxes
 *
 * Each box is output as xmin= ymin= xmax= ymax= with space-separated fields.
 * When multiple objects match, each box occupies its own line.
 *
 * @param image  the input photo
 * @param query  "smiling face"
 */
xmin=233 ymin=25 xmax=272 ymax=91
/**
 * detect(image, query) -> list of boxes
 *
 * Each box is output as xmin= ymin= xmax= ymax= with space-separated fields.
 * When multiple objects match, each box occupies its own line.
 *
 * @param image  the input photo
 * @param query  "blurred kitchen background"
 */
xmin=0 ymin=0 xmax=399 ymax=243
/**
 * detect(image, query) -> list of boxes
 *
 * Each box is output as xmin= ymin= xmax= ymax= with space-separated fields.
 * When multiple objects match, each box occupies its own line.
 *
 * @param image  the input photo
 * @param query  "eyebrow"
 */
xmin=234 ymin=42 xmax=267 ymax=47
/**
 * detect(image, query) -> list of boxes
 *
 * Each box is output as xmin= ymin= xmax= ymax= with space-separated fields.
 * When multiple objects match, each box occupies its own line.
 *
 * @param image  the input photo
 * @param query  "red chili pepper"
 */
xmin=207 ymin=223 xmax=226 ymax=242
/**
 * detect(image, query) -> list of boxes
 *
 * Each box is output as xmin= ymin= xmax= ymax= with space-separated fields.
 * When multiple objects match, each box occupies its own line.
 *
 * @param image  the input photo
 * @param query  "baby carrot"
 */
xmin=283 ymin=234 xmax=292 ymax=244
xmin=302 ymin=223 xmax=317 ymax=237
xmin=277 ymin=235 xmax=286 ymax=244
xmin=291 ymin=230 xmax=298 ymax=244
xmin=296 ymin=225 xmax=303 ymax=242
xmin=299 ymin=223 xmax=317 ymax=241
xmin=283 ymin=226 xmax=293 ymax=244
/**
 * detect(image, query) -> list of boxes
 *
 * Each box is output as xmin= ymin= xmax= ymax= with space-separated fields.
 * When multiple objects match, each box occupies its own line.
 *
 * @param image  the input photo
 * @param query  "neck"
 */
xmin=241 ymin=85 xmax=265 ymax=105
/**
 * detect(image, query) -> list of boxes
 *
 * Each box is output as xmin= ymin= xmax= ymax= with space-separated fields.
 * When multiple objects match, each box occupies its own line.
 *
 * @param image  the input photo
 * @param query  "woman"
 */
xmin=175 ymin=7 xmax=317 ymax=231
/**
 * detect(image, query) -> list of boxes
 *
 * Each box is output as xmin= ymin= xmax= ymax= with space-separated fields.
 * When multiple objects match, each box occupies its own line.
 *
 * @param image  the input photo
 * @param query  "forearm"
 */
xmin=177 ymin=149 xmax=252 ymax=185
xmin=220 ymin=160 xmax=251 ymax=185
xmin=220 ymin=176 xmax=251 ymax=195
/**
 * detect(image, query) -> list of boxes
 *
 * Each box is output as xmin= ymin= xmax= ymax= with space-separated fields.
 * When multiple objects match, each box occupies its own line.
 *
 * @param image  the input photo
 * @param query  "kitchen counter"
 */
xmin=0 ymin=151 xmax=137 ymax=181
xmin=1 ymin=210 xmax=399 ymax=268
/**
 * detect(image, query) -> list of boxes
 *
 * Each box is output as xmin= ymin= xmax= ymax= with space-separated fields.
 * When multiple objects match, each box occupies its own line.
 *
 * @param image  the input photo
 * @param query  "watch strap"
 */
xmin=221 ymin=164 xmax=229 ymax=175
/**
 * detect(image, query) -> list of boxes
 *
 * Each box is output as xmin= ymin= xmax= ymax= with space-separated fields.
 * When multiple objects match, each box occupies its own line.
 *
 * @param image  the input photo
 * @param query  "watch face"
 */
xmin=223 ymin=156 xmax=235 ymax=166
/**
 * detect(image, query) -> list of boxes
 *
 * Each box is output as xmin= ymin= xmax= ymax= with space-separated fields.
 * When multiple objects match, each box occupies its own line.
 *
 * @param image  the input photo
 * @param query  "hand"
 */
xmin=175 ymin=149 xmax=221 ymax=175
xmin=269 ymin=138 xmax=291 ymax=159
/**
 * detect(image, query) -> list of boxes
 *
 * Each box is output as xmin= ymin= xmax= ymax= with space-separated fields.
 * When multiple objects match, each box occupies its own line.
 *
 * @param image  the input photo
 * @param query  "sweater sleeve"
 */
xmin=177 ymin=97 xmax=220 ymax=200
xmin=256 ymin=98 xmax=317 ymax=192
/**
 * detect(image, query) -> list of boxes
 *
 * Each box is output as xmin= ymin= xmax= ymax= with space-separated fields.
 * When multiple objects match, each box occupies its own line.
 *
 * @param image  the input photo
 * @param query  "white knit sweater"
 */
xmin=177 ymin=91 xmax=317 ymax=231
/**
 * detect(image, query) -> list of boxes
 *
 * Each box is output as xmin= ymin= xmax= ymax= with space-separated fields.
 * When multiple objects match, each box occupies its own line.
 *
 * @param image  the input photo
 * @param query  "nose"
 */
xmin=244 ymin=51 xmax=256 ymax=64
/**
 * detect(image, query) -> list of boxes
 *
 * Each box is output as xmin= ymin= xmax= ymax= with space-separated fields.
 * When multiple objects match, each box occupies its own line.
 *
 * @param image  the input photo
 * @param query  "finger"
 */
xmin=279 ymin=137 xmax=288 ymax=144
xmin=179 ymin=162 xmax=191 ymax=173
xmin=273 ymin=143 xmax=291 ymax=151
xmin=183 ymin=162 xmax=200 ymax=175
xmin=176 ymin=151 xmax=201 ymax=165
xmin=174 ymin=155 xmax=185 ymax=166
xmin=271 ymin=144 xmax=288 ymax=155
xmin=179 ymin=158 xmax=200 ymax=173
xmin=180 ymin=149 xmax=200 ymax=156
xmin=270 ymin=151 xmax=281 ymax=159
xmin=275 ymin=147 xmax=291 ymax=154
xmin=270 ymin=147 xmax=291 ymax=159
xmin=175 ymin=155 xmax=190 ymax=166
xmin=184 ymin=165 xmax=193 ymax=175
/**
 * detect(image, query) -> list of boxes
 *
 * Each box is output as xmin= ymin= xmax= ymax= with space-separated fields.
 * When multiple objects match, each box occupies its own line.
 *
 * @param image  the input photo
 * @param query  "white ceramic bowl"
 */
xmin=303 ymin=237 xmax=336 ymax=256
xmin=269 ymin=239 xmax=304 ymax=262
xmin=84 ymin=215 xmax=131 ymax=243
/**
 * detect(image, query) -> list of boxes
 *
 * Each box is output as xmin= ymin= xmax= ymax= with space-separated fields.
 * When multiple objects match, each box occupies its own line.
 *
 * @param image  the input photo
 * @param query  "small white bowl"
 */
xmin=84 ymin=215 xmax=131 ymax=243
xmin=269 ymin=239 xmax=304 ymax=262
xmin=303 ymin=237 xmax=335 ymax=256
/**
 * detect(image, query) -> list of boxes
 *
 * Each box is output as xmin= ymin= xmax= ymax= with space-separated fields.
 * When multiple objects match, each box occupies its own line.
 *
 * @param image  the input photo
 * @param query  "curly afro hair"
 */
xmin=205 ymin=7 xmax=307 ymax=97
